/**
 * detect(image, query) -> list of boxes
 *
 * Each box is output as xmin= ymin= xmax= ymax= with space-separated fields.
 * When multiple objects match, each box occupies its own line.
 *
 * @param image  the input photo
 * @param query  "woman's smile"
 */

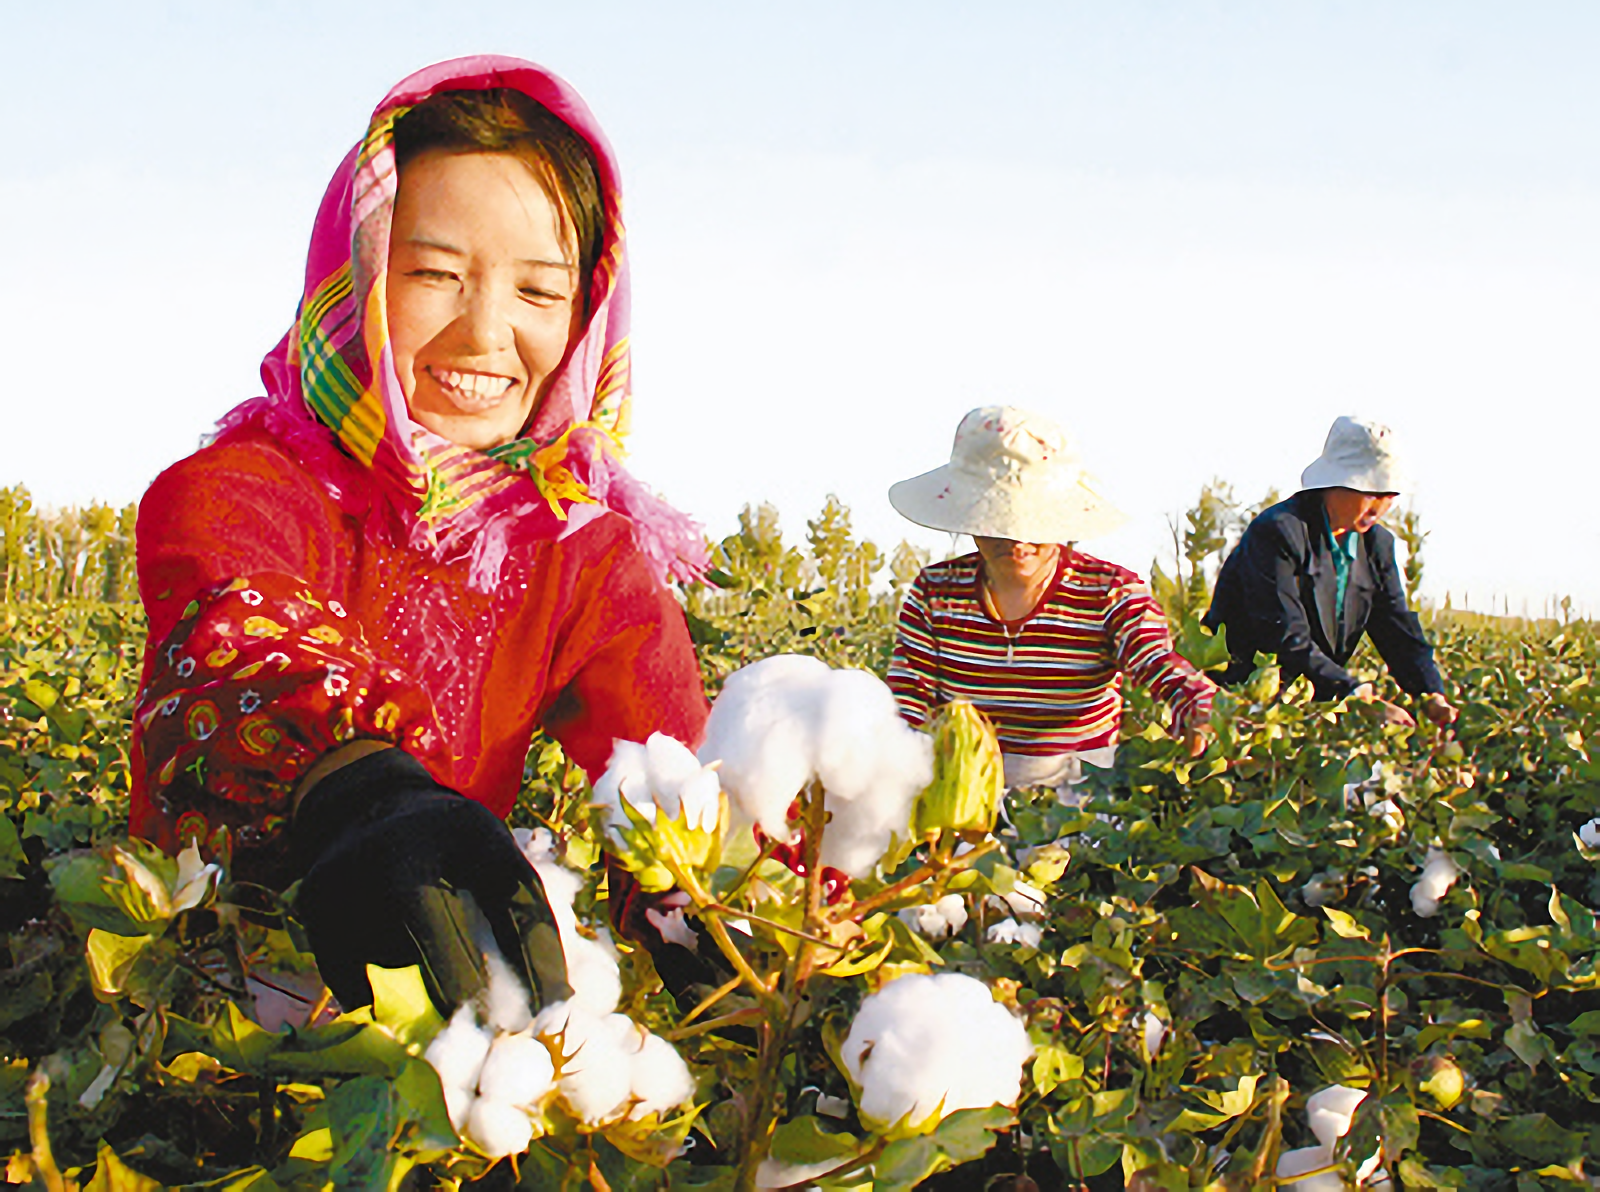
xmin=424 ymin=367 xmax=520 ymax=413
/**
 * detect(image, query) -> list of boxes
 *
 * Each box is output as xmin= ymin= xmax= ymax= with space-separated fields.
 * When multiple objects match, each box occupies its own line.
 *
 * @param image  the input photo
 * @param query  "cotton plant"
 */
xmin=580 ymin=658 xmax=1030 ymax=1186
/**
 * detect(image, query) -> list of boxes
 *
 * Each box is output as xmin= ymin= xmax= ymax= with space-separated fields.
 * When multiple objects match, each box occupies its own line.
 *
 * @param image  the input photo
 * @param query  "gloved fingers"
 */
xmin=498 ymin=883 xmax=572 ymax=1009
xmin=399 ymin=884 xmax=498 ymax=1017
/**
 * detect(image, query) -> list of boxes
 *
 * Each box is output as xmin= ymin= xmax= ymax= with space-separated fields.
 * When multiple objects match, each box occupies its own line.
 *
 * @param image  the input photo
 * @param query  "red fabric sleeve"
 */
xmin=1106 ymin=578 xmax=1216 ymax=736
xmin=131 ymin=438 xmax=441 ymax=879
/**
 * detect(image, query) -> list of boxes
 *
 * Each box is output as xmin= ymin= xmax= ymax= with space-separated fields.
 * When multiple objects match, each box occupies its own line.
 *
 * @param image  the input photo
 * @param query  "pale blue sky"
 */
xmin=5 ymin=2 xmax=1598 ymax=611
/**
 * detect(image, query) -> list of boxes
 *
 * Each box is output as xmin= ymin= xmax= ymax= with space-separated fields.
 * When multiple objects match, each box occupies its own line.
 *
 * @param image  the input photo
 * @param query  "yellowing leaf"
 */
xmin=83 ymin=1143 xmax=161 ymax=1192
xmin=1322 ymin=907 xmax=1370 ymax=940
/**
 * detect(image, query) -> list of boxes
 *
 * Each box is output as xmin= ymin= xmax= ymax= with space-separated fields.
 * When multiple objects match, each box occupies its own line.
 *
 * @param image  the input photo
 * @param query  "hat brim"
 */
xmin=889 ymin=464 xmax=1128 ymax=542
xmin=1299 ymin=458 xmax=1407 ymax=494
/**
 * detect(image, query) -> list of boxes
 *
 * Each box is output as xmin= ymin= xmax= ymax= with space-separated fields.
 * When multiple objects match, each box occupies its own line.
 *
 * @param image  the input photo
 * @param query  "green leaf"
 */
xmin=85 ymin=929 xmax=150 ymax=999
xmin=0 ymin=814 xmax=24 ymax=880
xmin=924 ymin=1106 xmax=1015 ymax=1164
xmin=367 ymin=964 xmax=444 ymax=1051
xmin=1031 ymin=1043 xmax=1085 ymax=1097
xmin=768 ymin=1115 xmax=862 ymax=1166
xmin=871 ymin=1136 xmax=941 ymax=1191
xmin=1323 ymin=906 xmax=1370 ymax=940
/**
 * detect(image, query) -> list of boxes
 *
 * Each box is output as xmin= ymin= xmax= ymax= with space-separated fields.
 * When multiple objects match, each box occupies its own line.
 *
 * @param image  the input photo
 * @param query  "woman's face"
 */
xmin=974 ymin=537 xmax=1060 ymax=585
xmin=1322 ymin=487 xmax=1396 ymax=536
xmin=387 ymin=150 xmax=583 ymax=450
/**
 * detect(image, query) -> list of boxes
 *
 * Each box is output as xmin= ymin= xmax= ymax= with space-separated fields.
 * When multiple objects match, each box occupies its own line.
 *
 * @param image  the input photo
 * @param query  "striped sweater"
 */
xmin=887 ymin=550 xmax=1214 ymax=756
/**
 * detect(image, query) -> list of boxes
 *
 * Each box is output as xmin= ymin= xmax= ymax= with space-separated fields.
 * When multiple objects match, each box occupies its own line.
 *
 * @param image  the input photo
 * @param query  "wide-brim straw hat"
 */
xmin=889 ymin=406 xmax=1127 ymax=542
xmin=1300 ymin=415 xmax=1409 ymax=494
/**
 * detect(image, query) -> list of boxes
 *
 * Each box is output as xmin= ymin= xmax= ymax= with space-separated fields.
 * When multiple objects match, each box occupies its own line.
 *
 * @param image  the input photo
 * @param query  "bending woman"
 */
xmin=887 ymin=407 xmax=1215 ymax=800
xmin=131 ymin=59 xmax=709 ymax=1015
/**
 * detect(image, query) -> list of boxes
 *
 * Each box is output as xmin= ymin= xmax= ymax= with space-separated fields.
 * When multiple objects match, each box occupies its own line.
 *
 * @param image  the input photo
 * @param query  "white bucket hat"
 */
xmin=1300 ymin=416 xmax=1408 ymax=494
xmin=888 ymin=406 xmax=1126 ymax=542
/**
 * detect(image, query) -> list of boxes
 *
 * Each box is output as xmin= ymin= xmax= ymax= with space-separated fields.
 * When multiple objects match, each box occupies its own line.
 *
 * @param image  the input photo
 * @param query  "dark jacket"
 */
xmin=1203 ymin=490 xmax=1443 ymax=700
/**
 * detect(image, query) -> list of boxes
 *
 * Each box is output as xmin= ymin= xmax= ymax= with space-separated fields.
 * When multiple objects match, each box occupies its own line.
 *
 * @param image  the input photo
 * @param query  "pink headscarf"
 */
xmin=213 ymin=56 xmax=707 ymax=590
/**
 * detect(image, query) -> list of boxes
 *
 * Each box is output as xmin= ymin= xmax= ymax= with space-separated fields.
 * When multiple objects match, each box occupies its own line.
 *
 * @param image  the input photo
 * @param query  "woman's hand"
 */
xmin=1419 ymin=692 xmax=1459 ymax=727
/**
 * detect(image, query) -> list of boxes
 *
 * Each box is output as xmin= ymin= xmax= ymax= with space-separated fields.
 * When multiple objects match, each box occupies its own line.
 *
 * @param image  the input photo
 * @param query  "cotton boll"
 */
xmin=900 ymin=894 xmax=968 ymax=941
xmin=841 ymin=973 xmax=1034 ymax=1130
xmin=483 ymin=950 xmax=534 ymax=1034
xmin=465 ymin=1096 xmax=534 ymax=1159
xmin=628 ymin=1031 xmax=696 ymax=1119
xmin=477 ymin=1033 xmax=557 ymax=1107
xmin=593 ymin=740 xmax=655 ymax=829
xmin=986 ymin=918 xmax=1043 ymax=949
xmin=1142 ymin=1011 xmax=1166 ymax=1059
xmin=1276 ymin=1145 xmax=1340 ymax=1192
xmin=513 ymin=826 xmax=556 ymax=867
xmin=1579 ymin=818 xmax=1600 ymax=849
xmin=1367 ymin=799 xmax=1404 ymax=834
xmin=549 ymin=1009 xmax=645 ymax=1124
xmin=1305 ymin=1084 xmax=1367 ymax=1150
xmin=425 ymin=1004 xmax=492 ymax=1093
xmin=1410 ymin=847 xmax=1462 ymax=918
xmin=702 ymin=656 xmax=933 ymax=877
xmin=700 ymin=655 xmax=834 ymax=840
xmin=565 ymin=931 xmax=624 ymax=1015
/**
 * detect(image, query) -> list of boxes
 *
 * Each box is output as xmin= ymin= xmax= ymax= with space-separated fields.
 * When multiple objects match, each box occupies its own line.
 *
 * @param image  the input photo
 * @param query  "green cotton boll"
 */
xmin=914 ymin=701 xmax=1004 ymax=839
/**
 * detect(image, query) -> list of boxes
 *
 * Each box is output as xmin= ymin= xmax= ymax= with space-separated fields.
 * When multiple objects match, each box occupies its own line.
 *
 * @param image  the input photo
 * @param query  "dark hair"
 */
xmin=392 ymin=88 xmax=605 ymax=312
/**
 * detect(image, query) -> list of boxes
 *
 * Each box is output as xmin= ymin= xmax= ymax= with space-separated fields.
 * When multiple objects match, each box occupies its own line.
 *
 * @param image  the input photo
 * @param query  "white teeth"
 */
xmin=430 ymin=369 xmax=514 ymax=400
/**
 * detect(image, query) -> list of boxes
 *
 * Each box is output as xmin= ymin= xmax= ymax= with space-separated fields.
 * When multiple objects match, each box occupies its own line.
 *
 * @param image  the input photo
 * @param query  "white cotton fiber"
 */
xmin=425 ymin=1004 xmax=493 ymax=1093
xmin=477 ymin=1033 xmax=557 ymax=1107
xmin=442 ymin=1084 xmax=475 ymax=1132
xmin=465 ymin=1096 xmax=535 ymax=1159
xmin=540 ymin=1003 xmax=644 ymax=1124
xmin=841 ymin=973 xmax=1034 ymax=1130
xmin=564 ymin=932 xmax=623 ymax=1015
xmin=628 ymin=1030 xmax=696 ymax=1119
xmin=592 ymin=740 xmax=656 ymax=828
xmin=900 ymin=894 xmax=968 ymax=941
xmin=986 ymin=919 xmax=1043 ymax=949
xmin=514 ymin=827 xmax=623 ymax=1016
xmin=1275 ymin=1144 xmax=1341 ymax=1192
xmin=1410 ymin=847 xmax=1462 ymax=917
xmin=1305 ymin=1084 xmax=1367 ymax=1150
xmin=1142 ymin=1011 xmax=1166 ymax=1059
xmin=482 ymin=950 xmax=534 ymax=1034
xmin=1579 ymin=818 xmax=1600 ymax=849
xmin=700 ymin=655 xmax=934 ymax=878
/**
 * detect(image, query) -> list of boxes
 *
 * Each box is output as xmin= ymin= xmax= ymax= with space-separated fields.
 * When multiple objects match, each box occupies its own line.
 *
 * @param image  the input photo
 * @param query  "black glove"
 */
xmin=290 ymin=748 xmax=570 ymax=1017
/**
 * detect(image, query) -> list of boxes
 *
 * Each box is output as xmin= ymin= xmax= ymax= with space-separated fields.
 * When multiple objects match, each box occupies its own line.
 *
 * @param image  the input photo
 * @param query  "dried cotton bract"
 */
xmin=841 ymin=973 xmax=1034 ymax=1131
xmin=699 ymin=654 xmax=934 ymax=878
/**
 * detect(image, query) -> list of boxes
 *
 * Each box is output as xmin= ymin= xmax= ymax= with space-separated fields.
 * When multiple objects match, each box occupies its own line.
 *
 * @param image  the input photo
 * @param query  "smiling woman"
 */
xmin=126 ymin=59 xmax=713 ymax=1020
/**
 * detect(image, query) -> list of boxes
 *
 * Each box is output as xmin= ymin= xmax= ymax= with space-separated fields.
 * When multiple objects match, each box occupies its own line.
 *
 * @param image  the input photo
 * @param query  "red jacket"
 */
xmin=132 ymin=426 xmax=708 ymax=884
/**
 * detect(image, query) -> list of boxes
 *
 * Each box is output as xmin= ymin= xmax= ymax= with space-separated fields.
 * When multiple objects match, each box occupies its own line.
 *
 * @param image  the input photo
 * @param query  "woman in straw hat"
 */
xmin=1204 ymin=416 xmax=1456 ymax=728
xmin=886 ymin=406 xmax=1216 ymax=798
